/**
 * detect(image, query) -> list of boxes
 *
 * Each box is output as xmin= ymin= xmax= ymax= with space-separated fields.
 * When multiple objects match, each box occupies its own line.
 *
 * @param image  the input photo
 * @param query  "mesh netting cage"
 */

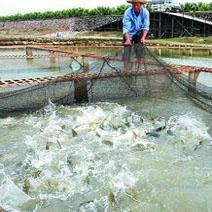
xmin=0 ymin=45 xmax=211 ymax=116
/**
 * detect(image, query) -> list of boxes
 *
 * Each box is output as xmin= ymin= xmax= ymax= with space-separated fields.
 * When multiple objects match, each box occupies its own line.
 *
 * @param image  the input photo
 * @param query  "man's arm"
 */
xmin=140 ymin=29 xmax=149 ymax=44
xmin=123 ymin=9 xmax=132 ymax=46
xmin=140 ymin=9 xmax=150 ymax=44
xmin=124 ymin=32 xmax=132 ymax=46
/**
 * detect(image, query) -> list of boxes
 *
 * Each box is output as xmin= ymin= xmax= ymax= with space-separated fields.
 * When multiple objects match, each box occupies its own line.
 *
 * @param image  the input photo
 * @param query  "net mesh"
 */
xmin=147 ymin=49 xmax=212 ymax=112
xmin=0 ymin=45 xmax=211 ymax=116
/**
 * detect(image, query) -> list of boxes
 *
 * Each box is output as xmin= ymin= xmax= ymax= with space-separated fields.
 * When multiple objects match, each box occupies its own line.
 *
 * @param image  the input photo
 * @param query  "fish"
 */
xmin=193 ymin=140 xmax=203 ymax=151
xmin=114 ymin=128 xmax=146 ymax=143
xmin=67 ymin=156 xmax=75 ymax=171
xmin=131 ymin=142 xmax=156 ymax=151
xmin=146 ymin=131 xmax=160 ymax=138
xmin=102 ymin=140 xmax=113 ymax=146
xmin=61 ymin=125 xmax=66 ymax=130
xmin=45 ymin=142 xmax=50 ymax=150
xmin=112 ymin=131 xmax=136 ymax=143
xmin=98 ymin=127 xmax=146 ymax=145
xmin=167 ymin=129 xmax=175 ymax=136
xmin=108 ymin=191 xmax=118 ymax=205
xmin=31 ymin=170 xmax=41 ymax=178
xmin=23 ymin=179 xmax=30 ymax=194
xmin=96 ymin=132 xmax=101 ymax=137
xmin=154 ymin=124 xmax=166 ymax=132
xmin=72 ymin=129 xmax=78 ymax=137
xmin=79 ymin=200 xmax=94 ymax=208
xmin=132 ymin=127 xmax=146 ymax=138
xmin=57 ymin=140 xmax=62 ymax=149
xmin=125 ymin=187 xmax=140 ymax=203
xmin=84 ymin=176 xmax=91 ymax=185
xmin=73 ymin=123 xmax=97 ymax=135
xmin=125 ymin=187 xmax=136 ymax=195
xmin=148 ymin=119 xmax=167 ymax=136
xmin=0 ymin=207 xmax=6 ymax=212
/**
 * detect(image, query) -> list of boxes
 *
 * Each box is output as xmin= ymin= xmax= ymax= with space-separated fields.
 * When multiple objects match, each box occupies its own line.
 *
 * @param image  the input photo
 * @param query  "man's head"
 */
xmin=127 ymin=0 xmax=147 ymax=14
xmin=126 ymin=0 xmax=147 ymax=4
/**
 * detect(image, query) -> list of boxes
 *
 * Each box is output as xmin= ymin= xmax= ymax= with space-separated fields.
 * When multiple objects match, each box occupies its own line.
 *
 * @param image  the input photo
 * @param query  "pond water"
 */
xmin=0 ymin=55 xmax=74 ymax=81
xmin=0 ymin=48 xmax=211 ymax=211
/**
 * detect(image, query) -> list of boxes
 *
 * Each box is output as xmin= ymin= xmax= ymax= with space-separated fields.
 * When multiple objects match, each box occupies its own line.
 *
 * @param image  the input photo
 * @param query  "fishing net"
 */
xmin=0 ymin=45 xmax=211 ymax=116
xmin=147 ymin=49 xmax=212 ymax=113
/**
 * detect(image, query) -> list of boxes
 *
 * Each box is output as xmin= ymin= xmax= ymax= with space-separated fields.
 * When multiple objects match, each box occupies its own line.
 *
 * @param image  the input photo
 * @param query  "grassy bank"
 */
xmin=0 ymin=29 xmax=211 ymax=48
xmin=79 ymin=31 xmax=212 ymax=45
xmin=150 ymin=36 xmax=212 ymax=45
xmin=78 ymin=31 xmax=122 ymax=38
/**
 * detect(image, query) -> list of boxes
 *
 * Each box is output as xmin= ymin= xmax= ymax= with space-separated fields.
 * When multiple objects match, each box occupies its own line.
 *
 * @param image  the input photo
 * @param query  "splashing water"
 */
xmin=0 ymin=102 xmax=211 ymax=211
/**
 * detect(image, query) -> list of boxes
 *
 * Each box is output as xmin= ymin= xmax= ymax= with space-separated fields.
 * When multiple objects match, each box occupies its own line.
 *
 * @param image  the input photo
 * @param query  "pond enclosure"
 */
xmin=0 ymin=45 xmax=211 ymax=117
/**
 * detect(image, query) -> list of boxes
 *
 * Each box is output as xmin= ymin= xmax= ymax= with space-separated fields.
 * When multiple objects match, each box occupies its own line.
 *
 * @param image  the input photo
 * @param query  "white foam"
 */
xmin=0 ymin=170 xmax=31 ymax=208
xmin=168 ymin=114 xmax=211 ymax=143
xmin=6 ymin=103 xmax=212 ymax=209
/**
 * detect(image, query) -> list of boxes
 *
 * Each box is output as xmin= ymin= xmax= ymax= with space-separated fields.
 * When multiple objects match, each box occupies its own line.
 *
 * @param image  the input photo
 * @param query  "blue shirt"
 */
xmin=123 ymin=7 xmax=150 ymax=39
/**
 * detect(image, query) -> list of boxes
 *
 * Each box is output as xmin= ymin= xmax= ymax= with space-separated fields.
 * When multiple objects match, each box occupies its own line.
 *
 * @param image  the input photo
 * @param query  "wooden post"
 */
xmin=189 ymin=71 xmax=200 ymax=85
xmin=191 ymin=15 xmax=194 ymax=35
xmin=171 ymin=16 xmax=174 ymax=38
xmin=26 ymin=47 xmax=33 ymax=57
xmin=158 ymin=12 xmax=162 ymax=38
xmin=26 ymin=47 xmax=33 ymax=65
xmin=189 ymin=48 xmax=193 ymax=56
xmin=188 ymin=71 xmax=200 ymax=93
xmin=74 ymin=56 xmax=89 ymax=103
xmin=82 ymin=56 xmax=89 ymax=72
xmin=158 ymin=49 xmax=162 ymax=56
xmin=204 ymin=20 xmax=206 ymax=37
xmin=182 ymin=13 xmax=185 ymax=36
xmin=50 ymin=51 xmax=56 ymax=68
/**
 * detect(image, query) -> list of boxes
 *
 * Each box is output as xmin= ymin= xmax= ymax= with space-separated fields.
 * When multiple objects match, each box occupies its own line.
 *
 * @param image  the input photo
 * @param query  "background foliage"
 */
xmin=0 ymin=3 xmax=211 ymax=21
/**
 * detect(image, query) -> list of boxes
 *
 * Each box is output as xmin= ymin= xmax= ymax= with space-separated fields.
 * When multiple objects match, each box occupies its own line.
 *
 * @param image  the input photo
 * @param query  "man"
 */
xmin=123 ymin=0 xmax=150 ymax=68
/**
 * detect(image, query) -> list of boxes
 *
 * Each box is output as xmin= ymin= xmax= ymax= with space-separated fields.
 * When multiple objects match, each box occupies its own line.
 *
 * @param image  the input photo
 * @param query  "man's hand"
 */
xmin=124 ymin=38 xmax=132 ymax=46
xmin=140 ymin=30 xmax=149 ymax=44
xmin=140 ymin=37 xmax=145 ymax=44
xmin=124 ymin=32 xmax=131 ymax=46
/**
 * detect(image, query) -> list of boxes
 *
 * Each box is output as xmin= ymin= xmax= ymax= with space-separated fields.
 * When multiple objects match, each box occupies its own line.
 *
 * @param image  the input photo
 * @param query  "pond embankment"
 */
xmin=0 ymin=15 xmax=212 ymax=49
xmin=0 ymin=36 xmax=212 ymax=53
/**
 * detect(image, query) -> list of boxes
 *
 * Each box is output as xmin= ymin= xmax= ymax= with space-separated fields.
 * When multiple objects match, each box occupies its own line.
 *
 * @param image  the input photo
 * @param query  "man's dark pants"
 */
xmin=123 ymin=31 xmax=145 ymax=63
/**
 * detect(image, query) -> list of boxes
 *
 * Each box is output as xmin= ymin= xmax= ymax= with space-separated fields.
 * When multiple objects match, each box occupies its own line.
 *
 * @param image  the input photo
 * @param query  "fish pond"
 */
xmin=0 ymin=48 xmax=212 ymax=211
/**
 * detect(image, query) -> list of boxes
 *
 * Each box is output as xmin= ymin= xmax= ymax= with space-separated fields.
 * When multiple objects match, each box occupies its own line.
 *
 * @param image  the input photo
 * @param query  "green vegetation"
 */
xmin=150 ymin=36 xmax=212 ymax=45
xmin=0 ymin=5 xmax=129 ymax=21
xmin=181 ymin=2 xmax=212 ymax=12
xmin=0 ymin=3 xmax=212 ymax=22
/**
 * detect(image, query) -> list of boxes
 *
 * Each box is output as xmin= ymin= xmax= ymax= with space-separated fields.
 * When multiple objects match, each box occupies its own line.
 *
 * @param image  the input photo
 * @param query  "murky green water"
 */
xmin=0 ymin=101 xmax=211 ymax=211
xmin=0 ymin=57 xmax=74 ymax=80
xmin=0 ymin=48 xmax=212 ymax=211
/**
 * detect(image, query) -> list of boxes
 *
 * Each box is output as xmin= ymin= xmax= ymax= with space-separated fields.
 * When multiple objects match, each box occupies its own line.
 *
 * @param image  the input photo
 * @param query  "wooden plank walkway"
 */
xmin=0 ymin=65 xmax=211 ymax=89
